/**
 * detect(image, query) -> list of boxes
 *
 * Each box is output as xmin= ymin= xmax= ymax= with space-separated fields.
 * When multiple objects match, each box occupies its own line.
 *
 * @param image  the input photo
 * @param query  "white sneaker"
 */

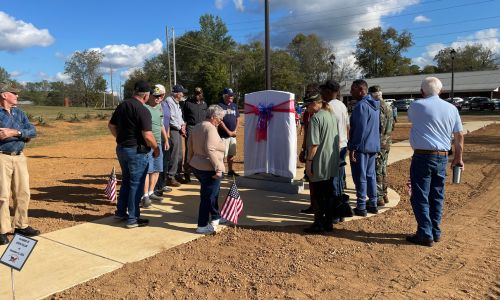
xmin=196 ymin=224 xmax=215 ymax=234
xmin=211 ymin=218 xmax=227 ymax=226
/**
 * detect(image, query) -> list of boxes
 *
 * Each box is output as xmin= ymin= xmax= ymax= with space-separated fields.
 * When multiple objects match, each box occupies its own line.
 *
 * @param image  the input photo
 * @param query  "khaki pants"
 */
xmin=0 ymin=153 xmax=30 ymax=234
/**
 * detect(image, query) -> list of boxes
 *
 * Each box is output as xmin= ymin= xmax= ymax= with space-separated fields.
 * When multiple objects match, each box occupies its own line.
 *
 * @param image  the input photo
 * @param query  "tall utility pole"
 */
xmin=110 ymin=66 xmax=114 ymax=107
xmin=450 ymin=48 xmax=456 ymax=99
xmin=166 ymin=26 xmax=172 ymax=90
xmin=172 ymin=27 xmax=177 ymax=86
xmin=265 ymin=0 xmax=271 ymax=90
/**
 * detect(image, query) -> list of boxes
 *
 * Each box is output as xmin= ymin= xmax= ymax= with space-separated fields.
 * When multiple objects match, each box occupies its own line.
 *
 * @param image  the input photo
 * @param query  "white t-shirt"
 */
xmin=328 ymin=99 xmax=349 ymax=148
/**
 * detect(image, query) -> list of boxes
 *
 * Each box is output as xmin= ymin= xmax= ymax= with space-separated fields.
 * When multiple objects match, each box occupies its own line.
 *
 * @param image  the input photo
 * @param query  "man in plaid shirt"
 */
xmin=0 ymin=82 xmax=39 ymax=245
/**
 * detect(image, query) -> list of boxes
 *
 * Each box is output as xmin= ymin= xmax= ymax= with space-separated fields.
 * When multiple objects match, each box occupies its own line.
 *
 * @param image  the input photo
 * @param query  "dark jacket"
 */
xmin=182 ymin=98 xmax=207 ymax=126
xmin=348 ymin=95 xmax=380 ymax=153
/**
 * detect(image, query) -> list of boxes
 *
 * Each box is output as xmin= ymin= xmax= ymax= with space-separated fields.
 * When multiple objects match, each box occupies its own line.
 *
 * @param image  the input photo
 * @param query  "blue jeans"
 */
xmin=350 ymin=151 xmax=377 ymax=210
xmin=192 ymin=168 xmax=221 ymax=227
xmin=333 ymin=147 xmax=347 ymax=197
xmin=410 ymin=154 xmax=447 ymax=240
xmin=116 ymin=146 xmax=149 ymax=225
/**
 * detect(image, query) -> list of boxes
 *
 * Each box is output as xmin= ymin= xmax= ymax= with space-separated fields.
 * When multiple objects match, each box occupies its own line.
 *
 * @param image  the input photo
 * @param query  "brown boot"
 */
xmin=166 ymin=177 xmax=181 ymax=187
xmin=377 ymin=199 xmax=386 ymax=207
xmin=383 ymin=195 xmax=389 ymax=204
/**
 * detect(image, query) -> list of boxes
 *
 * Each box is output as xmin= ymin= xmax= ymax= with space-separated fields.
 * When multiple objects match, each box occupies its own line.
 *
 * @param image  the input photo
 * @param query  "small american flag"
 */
xmin=104 ymin=167 xmax=117 ymax=203
xmin=220 ymin=181 xmax=243 ymax=224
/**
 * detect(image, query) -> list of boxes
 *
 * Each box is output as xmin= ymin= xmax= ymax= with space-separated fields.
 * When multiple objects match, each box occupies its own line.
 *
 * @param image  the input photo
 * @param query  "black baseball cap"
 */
xmin=134 ymin=81 xmax=151 ymax=93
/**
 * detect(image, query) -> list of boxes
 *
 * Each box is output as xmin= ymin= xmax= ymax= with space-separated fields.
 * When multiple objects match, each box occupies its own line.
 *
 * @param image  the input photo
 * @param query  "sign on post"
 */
xmin=0 ymin=234 xmax=37 ymax=271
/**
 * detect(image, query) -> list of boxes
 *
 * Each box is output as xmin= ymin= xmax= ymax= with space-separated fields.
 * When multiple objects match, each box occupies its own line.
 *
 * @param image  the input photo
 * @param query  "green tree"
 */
xmin=0 ymin=66 xmax=11 ymax=83
xmin=271 ymin=50 xmax=303 ymax=95
xmin=123 ymin=69 xmax=146 ymax=99
xmin=287 ymin=33 xmax=330 ymax=83
xmin=354 ymin=27 xmax=413 ymax=78
xmin=64 ymin=50 xmax=107 ymax=107
xmin=434 ymin=44 xmax=497 ymax=72
xmin=422 ymin=65 xmax=438 ymax=74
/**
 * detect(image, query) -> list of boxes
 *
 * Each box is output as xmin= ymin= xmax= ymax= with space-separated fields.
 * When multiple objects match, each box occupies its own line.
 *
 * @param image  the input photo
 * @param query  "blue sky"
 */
xmin=1 ymin=0 xmax=498 ymax=92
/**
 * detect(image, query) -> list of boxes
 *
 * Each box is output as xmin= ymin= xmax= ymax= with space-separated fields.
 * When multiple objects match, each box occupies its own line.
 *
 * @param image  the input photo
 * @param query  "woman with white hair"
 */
xmin=188 ymin=105 xmax=226 ymax=234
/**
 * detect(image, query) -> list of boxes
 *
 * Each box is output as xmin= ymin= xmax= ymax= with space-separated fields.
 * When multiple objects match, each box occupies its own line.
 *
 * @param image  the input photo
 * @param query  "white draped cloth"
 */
xmin=243 ymin=90 xmax=297 ymax=179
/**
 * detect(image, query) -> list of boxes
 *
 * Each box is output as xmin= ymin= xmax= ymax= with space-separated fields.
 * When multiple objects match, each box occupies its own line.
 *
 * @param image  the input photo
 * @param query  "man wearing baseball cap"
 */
xmin=218 ymin=88 xmax=240 ymax=177
xmin=0 ymin=82 xmax=39 ymax=244
xmin=165 ymin=84 xmax=188 ymax=187
xmin=108 ymin=80 xmax=159 ymax=228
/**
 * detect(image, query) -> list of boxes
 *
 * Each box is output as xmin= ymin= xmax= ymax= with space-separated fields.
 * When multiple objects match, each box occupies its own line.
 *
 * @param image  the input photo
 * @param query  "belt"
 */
xmin=414 ymin=149 xmax=448 ymax=156
xmin=170 ymin=126 xmax=180 ymax=131
xmin=0 ymin=150 xmax=23 ymax=156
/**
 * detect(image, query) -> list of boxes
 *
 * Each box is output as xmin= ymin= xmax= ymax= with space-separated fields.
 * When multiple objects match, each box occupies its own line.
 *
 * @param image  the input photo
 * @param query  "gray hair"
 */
xmin=206 ymin=104 xmax=225 ymax=120
xmin=421 ymin=77 xmax=443 ymax=96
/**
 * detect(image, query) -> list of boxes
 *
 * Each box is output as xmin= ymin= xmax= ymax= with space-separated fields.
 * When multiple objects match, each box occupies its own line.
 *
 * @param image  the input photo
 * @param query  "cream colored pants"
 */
xmin=0 ymin=153 xmax=30 ymax=234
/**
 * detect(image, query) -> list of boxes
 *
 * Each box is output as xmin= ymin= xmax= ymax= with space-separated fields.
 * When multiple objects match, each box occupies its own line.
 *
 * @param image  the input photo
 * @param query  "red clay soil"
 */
xmin=41 ymin=123 xmax=500 ymax=299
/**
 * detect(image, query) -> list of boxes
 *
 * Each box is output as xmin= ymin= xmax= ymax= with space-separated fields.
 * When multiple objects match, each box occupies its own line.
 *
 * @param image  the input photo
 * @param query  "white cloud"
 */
xmin=36 ymin=71 xmax=71 ymax=83
xmin=413 ymin=15 xmax=430 ymax=23
xmin=120 ymin=67 xmax=141 ymax=81
xmin=234 ymin=0 xmax=245 ymax=11
xmin=89 ymin=39 xmax=163 ymax=69
xmin=215 ymin=0 xmax=227 ymax=9
xmin=0 ymin=11 xmax=54 ymax=51
xmin=9 ymin=70 xmax=24 ymax=78
xmin=412 ymin=28 xmax=500 ymax=67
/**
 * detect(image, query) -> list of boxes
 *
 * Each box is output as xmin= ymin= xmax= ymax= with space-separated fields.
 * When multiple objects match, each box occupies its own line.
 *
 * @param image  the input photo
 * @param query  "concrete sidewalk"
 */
xmin=0 ymin=120 xmax=493 ymax=299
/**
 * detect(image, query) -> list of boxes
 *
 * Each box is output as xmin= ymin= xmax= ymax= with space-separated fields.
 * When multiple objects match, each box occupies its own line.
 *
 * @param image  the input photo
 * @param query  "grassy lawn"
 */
xmin=18 ymin=105 xmax=115 ymax=121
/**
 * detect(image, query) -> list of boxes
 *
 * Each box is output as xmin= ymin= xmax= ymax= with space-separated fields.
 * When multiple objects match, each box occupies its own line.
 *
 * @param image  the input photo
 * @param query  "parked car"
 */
xmin=492 ymin=98 xmax=500 ymax=110
xmin=444 ymin=97 xmax=464 ymax=111
xmin=384 ymin=98 xmax=395 ymax=106
xmin=465 ymin=97 xmax=495 ymax=111
xmin=393 ymin=99 xmax=414 ymax=112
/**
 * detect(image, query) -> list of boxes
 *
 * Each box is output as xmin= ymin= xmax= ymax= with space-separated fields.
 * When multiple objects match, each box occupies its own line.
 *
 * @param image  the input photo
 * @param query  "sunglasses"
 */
xmin=10 ymin=91 xmax=18 ymax=96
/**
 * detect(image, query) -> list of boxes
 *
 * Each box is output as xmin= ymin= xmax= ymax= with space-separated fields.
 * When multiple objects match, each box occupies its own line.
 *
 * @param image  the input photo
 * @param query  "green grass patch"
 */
xmin=18 ymin=105 xmax=114 ymax=120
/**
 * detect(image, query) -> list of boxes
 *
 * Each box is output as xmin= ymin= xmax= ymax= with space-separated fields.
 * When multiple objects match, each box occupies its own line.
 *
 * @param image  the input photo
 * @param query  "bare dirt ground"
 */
xmin=25 ymin=117 xmax=498 ymax=299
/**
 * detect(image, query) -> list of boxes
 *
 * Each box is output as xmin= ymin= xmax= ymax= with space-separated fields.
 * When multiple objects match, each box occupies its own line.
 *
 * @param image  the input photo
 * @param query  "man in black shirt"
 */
xmin=181 ymin=87 xmax=207 ymax=182
xmin=108 ymin=81 xmax=159 ymax=229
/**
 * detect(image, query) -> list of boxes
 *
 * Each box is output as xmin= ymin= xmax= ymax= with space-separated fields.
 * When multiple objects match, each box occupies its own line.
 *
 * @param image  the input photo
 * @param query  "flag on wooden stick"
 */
xmin=220 ymin=181 xmax=243 ymax=224
xmin=104 ymin=167 xmax=117 ymax=203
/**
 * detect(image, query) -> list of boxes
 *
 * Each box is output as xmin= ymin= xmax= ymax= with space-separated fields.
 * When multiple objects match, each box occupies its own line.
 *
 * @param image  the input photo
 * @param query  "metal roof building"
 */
xmin=340 ymin=69 xmax=500 ymax=100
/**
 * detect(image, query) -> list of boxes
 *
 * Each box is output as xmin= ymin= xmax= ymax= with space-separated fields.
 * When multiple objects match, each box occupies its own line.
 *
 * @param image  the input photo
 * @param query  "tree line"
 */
xmin=1 ymin=14 xmax=497 ymax=107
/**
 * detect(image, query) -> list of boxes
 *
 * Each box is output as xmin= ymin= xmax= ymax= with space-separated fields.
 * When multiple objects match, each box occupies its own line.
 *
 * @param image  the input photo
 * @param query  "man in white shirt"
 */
xmin=321 ymin=80 xmax=352 ymax=221
xmin=321 ymin=81 xmax=349 ymax=191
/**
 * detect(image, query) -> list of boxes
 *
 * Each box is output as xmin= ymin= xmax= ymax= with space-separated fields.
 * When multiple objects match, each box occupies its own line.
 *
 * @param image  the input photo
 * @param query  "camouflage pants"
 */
xmin=376 ymin=147 xmax=390 ymax=201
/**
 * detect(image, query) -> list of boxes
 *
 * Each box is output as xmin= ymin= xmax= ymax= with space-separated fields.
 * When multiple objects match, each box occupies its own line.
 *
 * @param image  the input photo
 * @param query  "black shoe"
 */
xmin=0 ymin=234 xmax=9 ymax=245
xmin=353 ymin=208 xmax=367 ymax=217
xmin=14 ymin=226 xmax=40 ymax=237
xmin=227 ymin=170 xmax=239 ymax=177
xmin=303 ymin=224 xmax=325 ymax=234
xmin=367 ymin=206 xmax=378 ymax=214
xmin=406 ymin=235 xmax=433 ymax=247
xmin=184 ymin=173 xmax=192 ymax=183
xmin=300 ymin=206 xmax=314 ymax=214
xmin=137 ymin=218 xmax=149 ymax=227
xmin=434 ymin=236 xmax=441 ymax=242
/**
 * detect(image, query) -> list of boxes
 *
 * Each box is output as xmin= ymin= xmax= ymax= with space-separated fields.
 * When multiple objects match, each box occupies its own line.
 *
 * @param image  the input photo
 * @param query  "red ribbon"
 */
xmin=244 ymin=99 xmax=295 ymax=141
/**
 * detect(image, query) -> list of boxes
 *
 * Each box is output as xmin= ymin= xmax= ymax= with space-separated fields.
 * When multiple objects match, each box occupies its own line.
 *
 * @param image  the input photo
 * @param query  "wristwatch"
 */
xmin=17 ymin=130 xmax=22 ymax=137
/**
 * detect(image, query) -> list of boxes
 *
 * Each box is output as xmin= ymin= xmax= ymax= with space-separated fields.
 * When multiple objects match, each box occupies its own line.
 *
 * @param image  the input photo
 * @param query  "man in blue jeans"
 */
xmin=108 ymin=81 xmax=160 ymax=228
xmin=348 ymin=79 xmax=380 ymax=217
xmin=407 ymin=77 xmax=464 ymax=247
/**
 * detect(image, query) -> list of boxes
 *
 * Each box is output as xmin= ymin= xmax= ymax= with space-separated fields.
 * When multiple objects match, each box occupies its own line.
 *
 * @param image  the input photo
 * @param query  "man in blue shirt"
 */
xmin=406 ymin=77 xmax=464 ymax=247
xmin=218 ymin=88 xmax=240 ymax=177
xmin=348 ymin=79 xmax=380 ymax=217
xmin=0 ymin=82 xmax=39 ymax=245
xmin=165 ymin=84 xmax=188 ymax=187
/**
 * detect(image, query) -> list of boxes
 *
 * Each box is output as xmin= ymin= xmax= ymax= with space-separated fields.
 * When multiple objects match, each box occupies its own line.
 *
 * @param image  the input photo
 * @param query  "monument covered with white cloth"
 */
xmin=236 ymin=90 xmax=304 ymax=194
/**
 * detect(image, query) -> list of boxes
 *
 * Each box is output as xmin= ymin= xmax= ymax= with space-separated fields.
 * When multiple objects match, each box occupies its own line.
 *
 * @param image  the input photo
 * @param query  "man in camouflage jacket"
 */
xmin=368 ymin=86 xmax=394 ymax=206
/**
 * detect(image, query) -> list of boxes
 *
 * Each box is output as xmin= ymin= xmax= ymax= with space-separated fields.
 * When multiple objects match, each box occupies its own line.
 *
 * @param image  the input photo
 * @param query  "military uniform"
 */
xmin=376 ymin=99 xmax=394 ymax=205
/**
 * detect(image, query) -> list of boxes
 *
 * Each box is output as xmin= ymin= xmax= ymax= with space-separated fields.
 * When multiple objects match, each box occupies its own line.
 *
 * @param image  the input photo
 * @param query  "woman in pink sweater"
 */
xmin=188 ymin=105 xmax=226 ymax=234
